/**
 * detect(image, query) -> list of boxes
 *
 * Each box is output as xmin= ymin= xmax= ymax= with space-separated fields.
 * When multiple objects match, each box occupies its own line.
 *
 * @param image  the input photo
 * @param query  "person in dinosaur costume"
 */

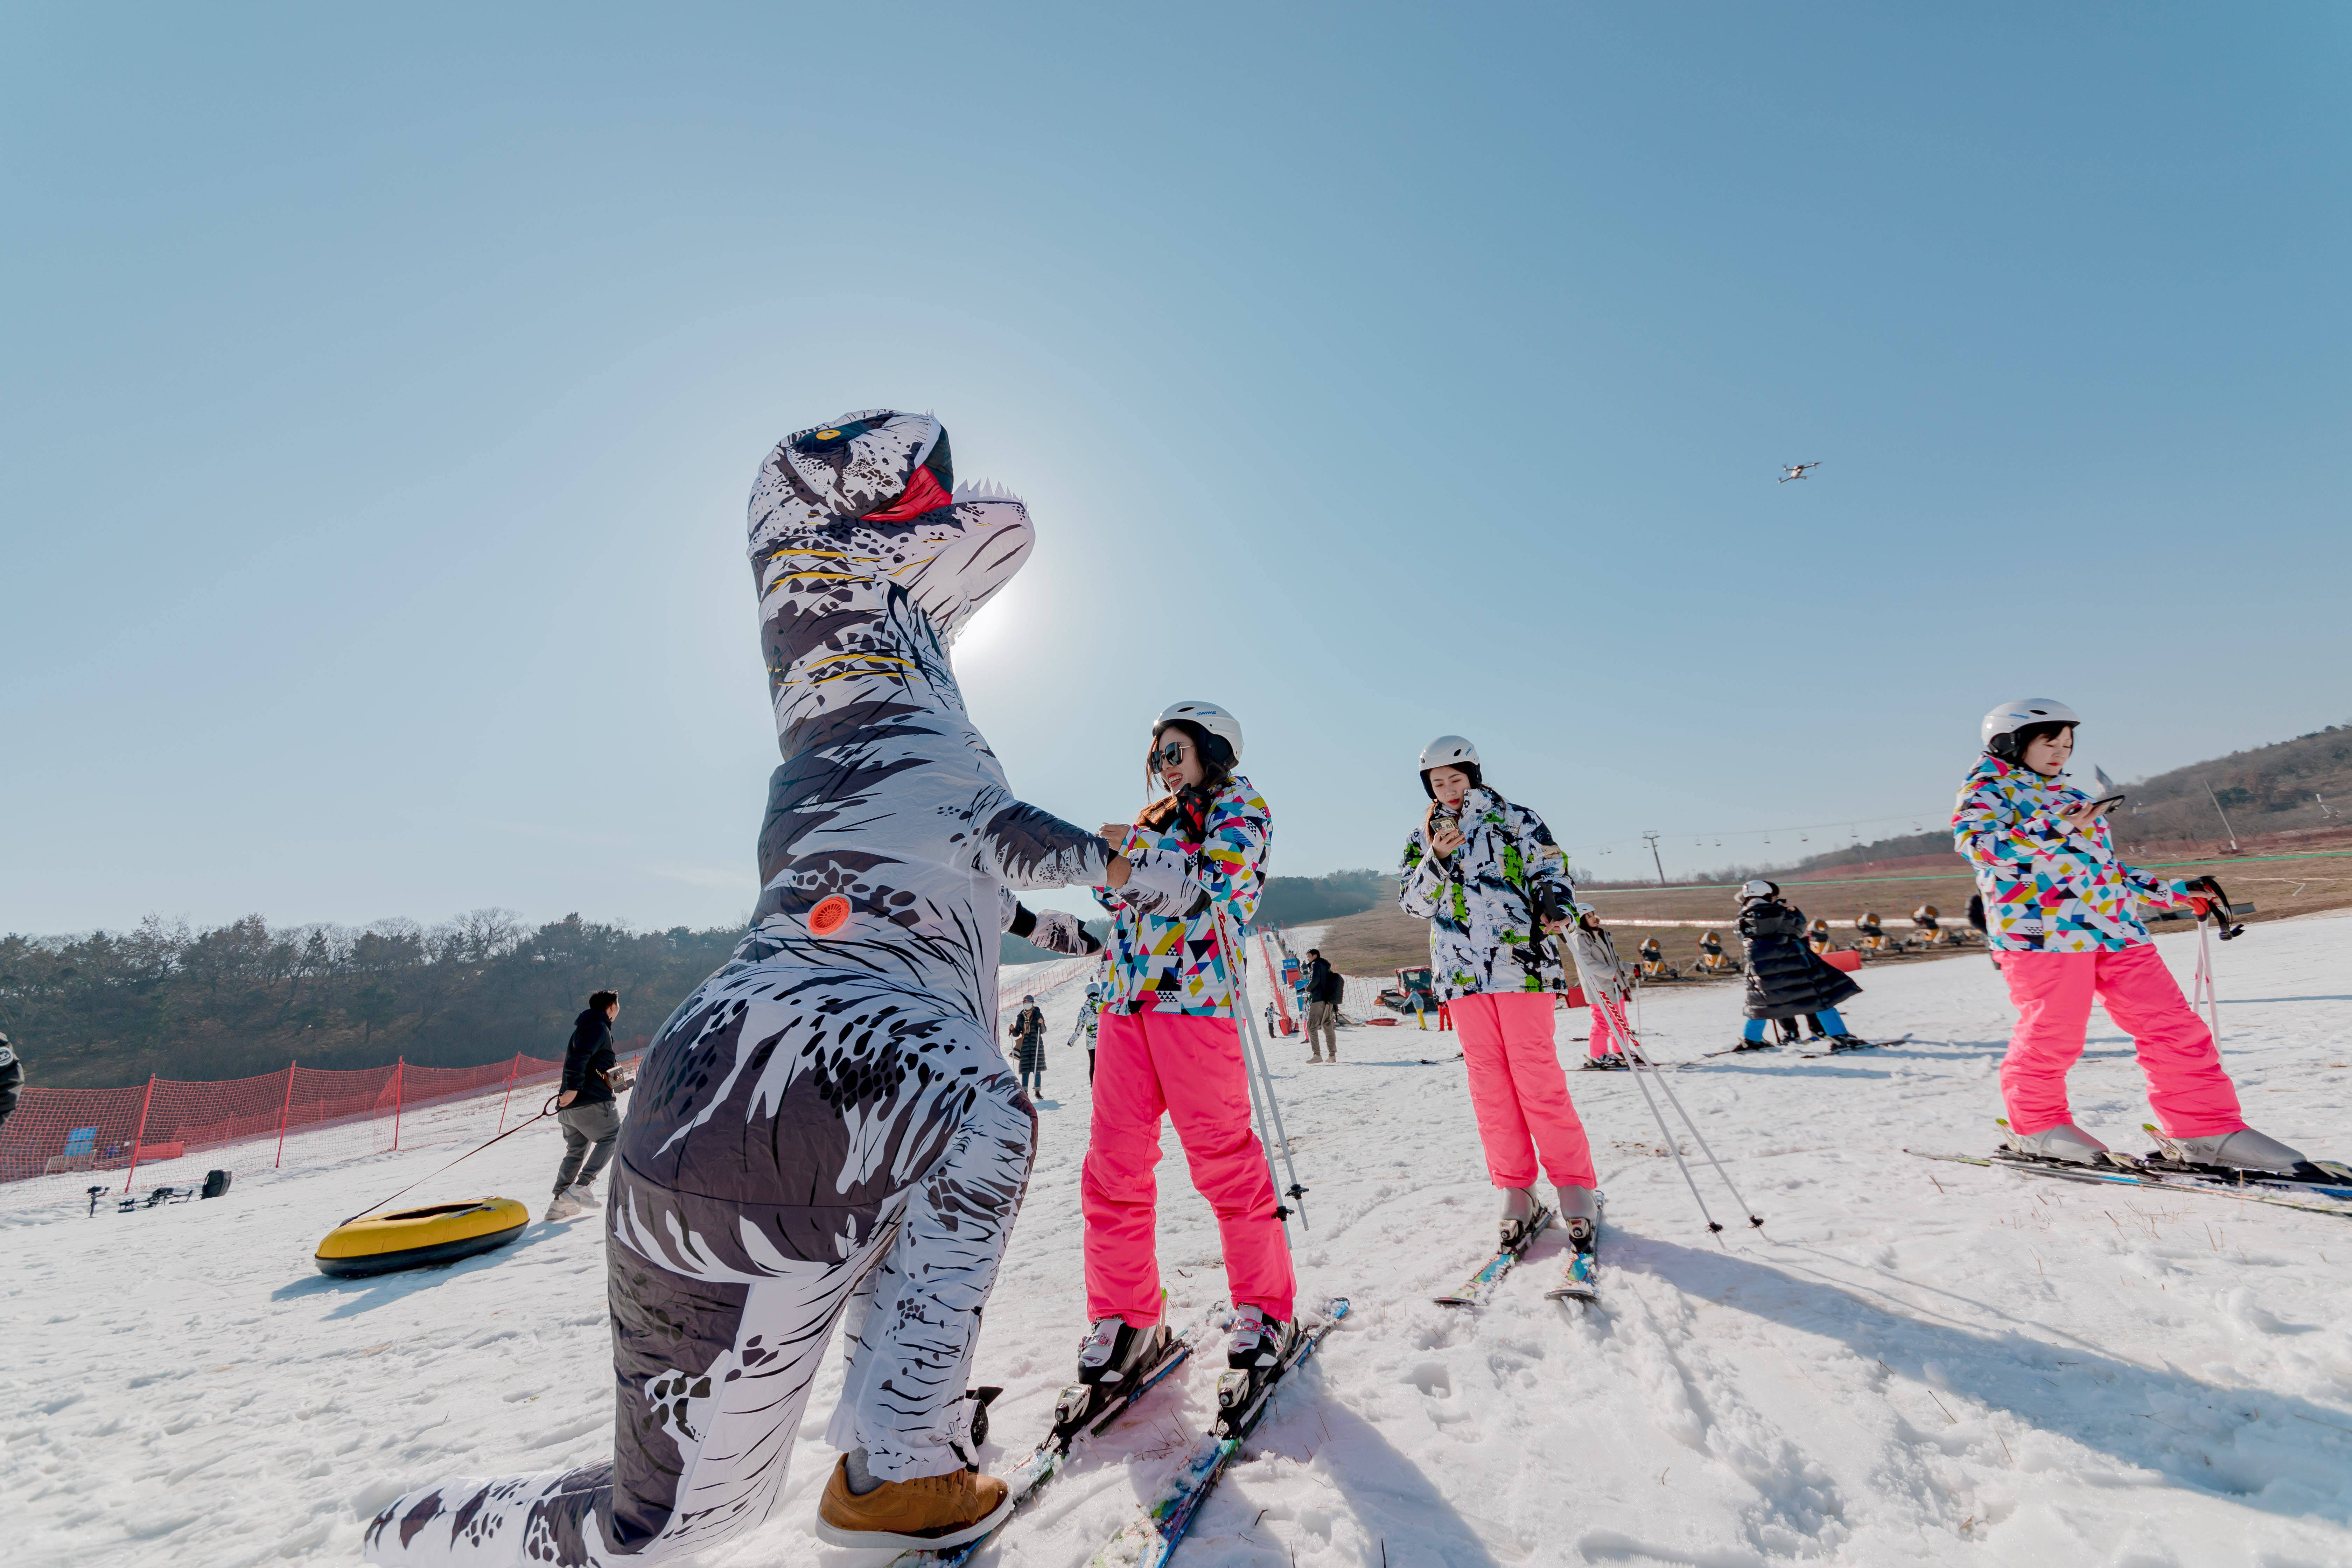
xmin=365 ymin=410 xmax=1157 ymax=1561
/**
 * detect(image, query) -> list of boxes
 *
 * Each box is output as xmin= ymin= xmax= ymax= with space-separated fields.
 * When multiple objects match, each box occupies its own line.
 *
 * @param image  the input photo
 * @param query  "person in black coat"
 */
xmin=547 ymin=989 xmax=623 ymax=1220
xmin=0 ymin=1031 xmax=22 ymax=1133
xmin=1302 ymin=948 xmax=1342 ymax=1063
xmin=1008 ymin=996 xmax=1048 ymax=1094
xmin=1730 ymin=882 xmax=1864 ymax=1051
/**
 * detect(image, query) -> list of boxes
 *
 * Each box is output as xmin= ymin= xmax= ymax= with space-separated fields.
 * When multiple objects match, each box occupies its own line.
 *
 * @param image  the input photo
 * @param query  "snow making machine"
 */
xmin=1691 ymin=930 xmax=1741 ymax=975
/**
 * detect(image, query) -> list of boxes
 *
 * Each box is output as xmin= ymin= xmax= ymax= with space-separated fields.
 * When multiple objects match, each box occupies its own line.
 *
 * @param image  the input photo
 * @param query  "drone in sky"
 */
xmin=1778 ymin=461 xmax=1821 ymax=483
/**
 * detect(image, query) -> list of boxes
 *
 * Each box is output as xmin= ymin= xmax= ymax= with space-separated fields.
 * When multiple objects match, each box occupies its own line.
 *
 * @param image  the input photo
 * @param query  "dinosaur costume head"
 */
xmin=750 ymin=408 xmax=1031 ymax=654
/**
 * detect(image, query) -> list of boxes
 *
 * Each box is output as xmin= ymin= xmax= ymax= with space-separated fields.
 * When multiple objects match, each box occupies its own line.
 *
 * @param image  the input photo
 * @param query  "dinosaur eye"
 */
xmin=793 ymin=417 xmax=884 ymax=456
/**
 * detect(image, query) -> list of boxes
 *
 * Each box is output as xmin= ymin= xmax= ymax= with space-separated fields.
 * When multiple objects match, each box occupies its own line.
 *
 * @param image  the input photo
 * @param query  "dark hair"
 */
xmin=1146 ymin=719 xmax=1236 ymax=791
xmin=1419 ymin=761 xmax=1484 ymax=799
xmin=1306 ymin=948 xmax=1321 ymax=958
xmin=1138 ymin=719 xmax=1236 ymax=839
xmin=1991 ymin=720 xmax=2075 ymax=764
xmin=589 ymin=989 xmax=620 ymax=1011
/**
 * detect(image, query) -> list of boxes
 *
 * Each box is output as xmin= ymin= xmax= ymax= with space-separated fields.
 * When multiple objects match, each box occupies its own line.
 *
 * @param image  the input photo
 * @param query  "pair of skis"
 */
xmin=1701 ymin=1032 xmax=1912 ymax=1059
xmin=889 ymin=1307 xmax=1223 ymax=1567
xmin=1908 ymin=1133 xmax=2352 ymax=1221
xmin=893 ymin=1301 xmax=1350 ymax=1567
xmin=1432 ymin=1203 xmax=1601 ymax=1306
xmin=1082 ymin=1299 xmax=1351 ymax=1567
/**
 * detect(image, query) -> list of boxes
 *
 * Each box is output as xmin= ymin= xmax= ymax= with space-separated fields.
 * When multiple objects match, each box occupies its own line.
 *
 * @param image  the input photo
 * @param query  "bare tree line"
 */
xmin=0 ymin=910 xmax=745 ymax=1090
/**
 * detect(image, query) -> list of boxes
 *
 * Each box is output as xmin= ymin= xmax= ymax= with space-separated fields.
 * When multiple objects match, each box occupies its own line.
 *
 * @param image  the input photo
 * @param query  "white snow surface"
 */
xmin=12 ymin=917 xmax=2352 ymax=1568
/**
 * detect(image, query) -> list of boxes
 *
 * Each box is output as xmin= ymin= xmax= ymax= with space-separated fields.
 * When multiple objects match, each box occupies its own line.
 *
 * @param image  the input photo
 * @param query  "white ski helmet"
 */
xmin=1418 ymin=734 xmax=1483 ymax=799
xmin=1738 ymin=879 xmax=1780 ymax=905
xmin=1154 ymin=700 xmax=1243 ymax=768
xmin=1419 ymin=735 xmax=1479 ymax=771
xmin=1980 ymin=698 xmax=2081 ymax=762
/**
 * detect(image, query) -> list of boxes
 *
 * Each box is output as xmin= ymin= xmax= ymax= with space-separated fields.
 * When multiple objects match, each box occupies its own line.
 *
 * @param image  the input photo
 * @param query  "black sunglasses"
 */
xmin=1151 ymin=741 xmax=1190 ymax=768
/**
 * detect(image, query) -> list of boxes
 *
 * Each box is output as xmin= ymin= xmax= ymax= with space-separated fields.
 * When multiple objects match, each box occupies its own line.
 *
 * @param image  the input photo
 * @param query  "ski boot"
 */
xmin=2000 ymin=1120 xmax=2114 ymax=1167
xmin=1552 ymin=1183 xmax=1601 ymax=1235
xmin=1497 ymin=1185 xmax=1549 ymax=1250
xmin=1728 ymin=1036 xmax=1780 ymax=1054
xmin=1214 ymin=1304 xmax=1296 ymax=1437
xmin=1553 ymin=1185 xmax=1602 ymax=1300
xmin=1824 ymin=1034 xmax=1873 ymax=1051
xmin=2146 ymin=1126 xmax=2308 ymax=1176
xmin=1059 ymin=1315 xmax=1170 ymax=1437
xmin=1580 ymin=1053 xmax=1629 ymax=1071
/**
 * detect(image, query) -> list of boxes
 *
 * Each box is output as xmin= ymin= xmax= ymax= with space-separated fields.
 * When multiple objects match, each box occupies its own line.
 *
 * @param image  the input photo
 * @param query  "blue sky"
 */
xmin=4 ymin=3 xmax=2347 ymax=934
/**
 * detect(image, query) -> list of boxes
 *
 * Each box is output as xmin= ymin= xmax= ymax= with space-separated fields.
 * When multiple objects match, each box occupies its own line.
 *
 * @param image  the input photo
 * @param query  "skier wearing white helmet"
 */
xmin=1399 ymin=735 xmax=1601 ymax=1252
xmin=1082 ymin=702 xmax=1294 ymax=1407
xmin=1955 ymin=698 xmax=2306 ymax=1173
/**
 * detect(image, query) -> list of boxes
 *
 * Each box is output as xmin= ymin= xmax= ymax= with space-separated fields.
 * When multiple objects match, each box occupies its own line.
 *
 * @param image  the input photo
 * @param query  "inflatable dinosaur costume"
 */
xmin=366 ymin=411 xmax=1110 ymax=1563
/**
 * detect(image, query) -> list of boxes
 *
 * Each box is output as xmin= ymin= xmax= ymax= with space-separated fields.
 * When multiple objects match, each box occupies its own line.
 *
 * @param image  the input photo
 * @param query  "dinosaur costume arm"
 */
xmin=977 ymin=799 xmax=1115 ymax=890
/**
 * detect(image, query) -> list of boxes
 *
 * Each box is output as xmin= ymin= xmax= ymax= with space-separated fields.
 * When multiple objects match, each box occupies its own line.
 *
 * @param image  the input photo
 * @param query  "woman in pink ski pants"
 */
xmin=1956 ymin=698 xmax=2306 ymax=1173
xmin=1398 ymin=736 xmax=1599 ymax=1244
xmin=1076 ymin=702 xmax=1295 ymax=1390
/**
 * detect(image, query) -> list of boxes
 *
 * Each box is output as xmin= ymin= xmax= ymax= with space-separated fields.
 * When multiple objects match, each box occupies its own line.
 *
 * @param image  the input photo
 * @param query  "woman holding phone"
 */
xmin=1078 ymin=701 xmax=1294 ymax=1403
xmin=1957 ymin=699 xmax=2306 ymax=1171
xmin=1399 ymin=735 xmax=1599 ymax=1252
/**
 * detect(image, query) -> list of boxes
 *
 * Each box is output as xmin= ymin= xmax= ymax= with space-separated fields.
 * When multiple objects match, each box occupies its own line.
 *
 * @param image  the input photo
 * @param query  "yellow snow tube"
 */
xmin=314 ymin=1197 xmax=530 ymax=1278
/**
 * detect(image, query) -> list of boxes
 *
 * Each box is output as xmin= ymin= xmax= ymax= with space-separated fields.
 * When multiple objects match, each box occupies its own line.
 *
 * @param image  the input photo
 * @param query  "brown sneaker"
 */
xmin=813 ymin=1455 xmax=1012 ymax=1549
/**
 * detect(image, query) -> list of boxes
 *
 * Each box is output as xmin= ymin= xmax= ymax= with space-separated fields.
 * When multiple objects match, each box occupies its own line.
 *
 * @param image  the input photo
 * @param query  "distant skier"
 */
xmin=1066 ymin=976 xmax=1106 ymax=1083
xmin=1084 ymin=703 xmax=1294 ymax=1410
xmin=1957 ymin=699 xmax=2306 ymax=1171
xmin=1566 ymin=909 xmax=1640 ymax=1070
xmin=1009 ymin=994 xmax=1048 ymax=1096
xmin=1729 ymin=882 xmax=1864 ymax=1051
xmin=1399 ymin=736 xmax=1599 ymax=1248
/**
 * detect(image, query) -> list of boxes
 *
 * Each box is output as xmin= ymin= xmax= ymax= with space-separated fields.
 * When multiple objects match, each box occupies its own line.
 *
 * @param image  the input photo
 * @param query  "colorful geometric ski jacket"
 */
xmin=1094 ymin=777 xmax=1272 ymax=1019
xmin=1951 ymin=756 xmax=2192 ymax=953
xmin=1398 ymin=787 xmax=1578 ymax=1000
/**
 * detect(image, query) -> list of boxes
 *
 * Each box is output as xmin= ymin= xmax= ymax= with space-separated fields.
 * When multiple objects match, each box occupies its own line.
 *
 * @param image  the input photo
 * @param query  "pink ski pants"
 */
xmin=1453 ymin=992 xmax=1597 ymax=1189
xmin=1997 ymin=943 xmax=2245 ymax=1139
xmin=1083 ymin=1007 xmax=1296 ymax=1326
xmin=1585 ymin=992 xmax=1624 ymax=1058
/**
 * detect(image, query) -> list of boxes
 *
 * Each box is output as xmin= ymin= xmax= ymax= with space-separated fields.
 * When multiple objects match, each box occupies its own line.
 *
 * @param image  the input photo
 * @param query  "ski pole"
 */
xmin=1597 ymin=985 xmax=1765 ymax=1231
xmin=1217 ymin=906 xmax=1310 ymax=1234
xmin=1568 ymin=937 xmax=1762 ymax=1235
xmin=2194 ymin=911 xmax=2223 ymax=1055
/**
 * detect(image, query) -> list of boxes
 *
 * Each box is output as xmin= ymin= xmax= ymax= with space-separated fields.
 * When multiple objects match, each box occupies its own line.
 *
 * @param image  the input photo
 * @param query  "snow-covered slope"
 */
xmin=11 ymin=918 xmax=2352 ymax=1567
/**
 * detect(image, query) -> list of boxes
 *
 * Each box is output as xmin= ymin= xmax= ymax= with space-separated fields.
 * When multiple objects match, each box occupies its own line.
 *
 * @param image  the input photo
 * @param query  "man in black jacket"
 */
xmin=0 ymin=1031 xmax=22 ymax=1134
xmin=1303 ymin=949 xmax=1342 ymax=1063
xmin=548 ymin=989 xmax=622 ymax=1221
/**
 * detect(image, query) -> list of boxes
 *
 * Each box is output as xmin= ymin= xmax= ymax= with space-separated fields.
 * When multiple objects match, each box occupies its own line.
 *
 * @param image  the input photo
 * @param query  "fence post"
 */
xmin=123 ymin=1073 xmax=157 ymax=1193
xmin=274 ymin=1060 xmax=297 ymax=1169
xmin=496 ymin=1052 xmax=519 ymax=1134
xmin=392 ymin=1058 xmax=405 ymax=1151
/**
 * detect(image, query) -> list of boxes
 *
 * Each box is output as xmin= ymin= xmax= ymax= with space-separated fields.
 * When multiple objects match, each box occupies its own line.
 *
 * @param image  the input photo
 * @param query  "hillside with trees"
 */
xmin=0 ymin=911 xmax=743 ymax=1091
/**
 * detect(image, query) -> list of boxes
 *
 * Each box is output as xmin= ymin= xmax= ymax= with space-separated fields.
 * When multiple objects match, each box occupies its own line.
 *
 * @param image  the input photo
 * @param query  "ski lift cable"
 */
xmin=1560 ymin=805 xmax=1951 ymax=859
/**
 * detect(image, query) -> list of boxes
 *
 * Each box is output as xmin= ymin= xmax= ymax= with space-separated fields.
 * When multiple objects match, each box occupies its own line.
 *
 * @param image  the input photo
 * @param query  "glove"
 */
xmin=1032 ymin=909 xmax=1102 ymax=956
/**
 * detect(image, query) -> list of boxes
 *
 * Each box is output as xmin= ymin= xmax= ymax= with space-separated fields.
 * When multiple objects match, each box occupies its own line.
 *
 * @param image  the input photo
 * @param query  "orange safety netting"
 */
xmin=0 ymin=1051 xmax=574 ymax=1190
